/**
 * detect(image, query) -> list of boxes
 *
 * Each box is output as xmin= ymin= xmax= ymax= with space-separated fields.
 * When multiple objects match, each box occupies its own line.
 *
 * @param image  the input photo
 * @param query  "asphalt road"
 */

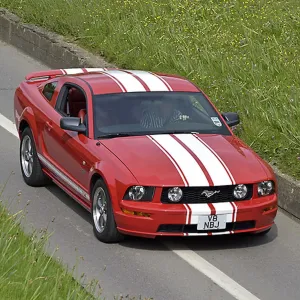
xmin=1 ymin=40 xmax=300 ymax=300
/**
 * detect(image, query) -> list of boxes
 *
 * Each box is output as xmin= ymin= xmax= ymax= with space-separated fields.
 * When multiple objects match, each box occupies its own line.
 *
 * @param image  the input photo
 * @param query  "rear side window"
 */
xmin=42 ymin=82 xmax=58 ymax=101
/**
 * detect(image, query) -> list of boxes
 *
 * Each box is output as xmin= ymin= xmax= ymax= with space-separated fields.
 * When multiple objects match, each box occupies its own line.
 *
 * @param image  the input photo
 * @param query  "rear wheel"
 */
xmin=20 ymin=127 xmax=50 ymax=186
xmin=91 ymin=178 xmax=124 ymax=243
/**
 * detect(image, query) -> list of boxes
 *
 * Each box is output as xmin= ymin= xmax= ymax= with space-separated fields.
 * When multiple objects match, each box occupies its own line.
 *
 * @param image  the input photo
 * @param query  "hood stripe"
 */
xmin=149 ymin=134 xmax=210 ymax=186
xmin=147 ymin=135 xmax=188 ymax=186
xmin=101 ymin=69 xmax=146 ymax=92
xmin=193 ymin=134 xmax=236 ymax=185
xmin=175 ymin=133 xmax=233 ymax=186
xmin=126 ymin=70 xmax=170 ymax=91
xmin=171 ymin=134 xmax=214 ymax=186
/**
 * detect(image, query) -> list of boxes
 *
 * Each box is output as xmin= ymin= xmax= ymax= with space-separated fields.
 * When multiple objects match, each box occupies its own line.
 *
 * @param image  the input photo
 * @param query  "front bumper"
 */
xmin=114 ymin=194 xmax=278 ymax=238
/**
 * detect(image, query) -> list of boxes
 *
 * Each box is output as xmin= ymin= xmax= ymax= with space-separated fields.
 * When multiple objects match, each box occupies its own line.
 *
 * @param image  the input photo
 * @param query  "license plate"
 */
xmin=197 ymin=214 xmax=227 ymax=231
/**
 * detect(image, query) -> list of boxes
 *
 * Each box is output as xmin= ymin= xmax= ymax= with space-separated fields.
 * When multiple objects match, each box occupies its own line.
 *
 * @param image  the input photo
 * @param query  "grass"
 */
xmin=0 ymin=178 xmax=101 ymax=300
xmin=1 ymin=0 xmax=300 ymax=179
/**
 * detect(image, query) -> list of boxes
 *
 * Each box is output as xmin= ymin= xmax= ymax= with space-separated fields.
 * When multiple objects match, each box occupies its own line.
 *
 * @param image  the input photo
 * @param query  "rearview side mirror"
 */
xmin=60 ymin=117 xmax=86 ymax=133
xmin=221 ymin=112 xmax=240 ymax=127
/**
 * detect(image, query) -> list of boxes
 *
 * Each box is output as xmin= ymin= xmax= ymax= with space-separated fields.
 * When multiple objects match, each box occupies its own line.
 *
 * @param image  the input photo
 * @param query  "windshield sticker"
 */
xmin=211 ymin=117 xmax=222 ymax=127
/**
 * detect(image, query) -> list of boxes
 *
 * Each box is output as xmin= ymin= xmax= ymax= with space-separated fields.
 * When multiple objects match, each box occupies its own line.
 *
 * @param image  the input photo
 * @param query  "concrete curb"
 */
xmin=0 ymin=8 xmax=116 ymax=69
xmin=1 ymin=8 xmax=299 ymax=220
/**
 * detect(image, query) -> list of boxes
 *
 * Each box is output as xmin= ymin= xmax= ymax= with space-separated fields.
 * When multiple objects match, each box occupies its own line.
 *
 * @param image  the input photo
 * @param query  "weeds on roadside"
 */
xmin=0 ymin=173 xmax=102 ymax=300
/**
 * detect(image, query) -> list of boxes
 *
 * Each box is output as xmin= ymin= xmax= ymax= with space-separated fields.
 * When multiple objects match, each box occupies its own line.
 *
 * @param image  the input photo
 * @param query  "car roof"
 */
xmin=26 ymin=68 xmax=201 ymax=95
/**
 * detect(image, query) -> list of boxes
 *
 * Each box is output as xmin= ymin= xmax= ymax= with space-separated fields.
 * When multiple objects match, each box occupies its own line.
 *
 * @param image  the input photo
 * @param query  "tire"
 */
xmin=19 ymin=127 xmax=50 ymax=187
xmin=91 ymin=178 xmax=124 ymax=243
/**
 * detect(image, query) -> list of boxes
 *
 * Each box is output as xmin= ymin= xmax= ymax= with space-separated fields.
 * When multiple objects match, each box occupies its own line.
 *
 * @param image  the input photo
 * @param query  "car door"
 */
xmin=39 ymin=78 xmax=95 ymax=202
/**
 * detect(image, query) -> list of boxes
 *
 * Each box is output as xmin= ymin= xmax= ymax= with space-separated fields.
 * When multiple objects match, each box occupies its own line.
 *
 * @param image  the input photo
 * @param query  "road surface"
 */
xmin=1 ymin=40 xmax=300 ymax=300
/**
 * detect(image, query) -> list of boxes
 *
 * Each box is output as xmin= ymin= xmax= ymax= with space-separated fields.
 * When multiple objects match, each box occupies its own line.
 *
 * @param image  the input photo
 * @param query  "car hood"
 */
xmin=100 ymin=133 xmax=271 ymax=186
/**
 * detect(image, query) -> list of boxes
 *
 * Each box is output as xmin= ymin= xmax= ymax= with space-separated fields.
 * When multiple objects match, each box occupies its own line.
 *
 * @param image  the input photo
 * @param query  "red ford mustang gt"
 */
xmin=14 ymin=68 xmax=278 ymax=243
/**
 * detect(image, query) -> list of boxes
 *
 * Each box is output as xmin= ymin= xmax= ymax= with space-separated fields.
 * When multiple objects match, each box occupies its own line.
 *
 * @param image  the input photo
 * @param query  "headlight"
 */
xmin=124 ymin=186 xmax=155 ymax=201
xmin=168 ymin=187 xmax=183 ymax=202
xmin=128 ymin=186 xmax=145 ymax=200
xmin=233 ymin=184 xmax=248 ymax=199
xmin=258 ymin=181 xmax=274 ymax=196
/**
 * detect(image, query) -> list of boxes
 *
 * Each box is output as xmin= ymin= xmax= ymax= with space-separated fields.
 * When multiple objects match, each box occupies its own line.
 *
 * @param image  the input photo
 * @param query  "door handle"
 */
xmin=46 ymin=121 xmax=53 ymax=131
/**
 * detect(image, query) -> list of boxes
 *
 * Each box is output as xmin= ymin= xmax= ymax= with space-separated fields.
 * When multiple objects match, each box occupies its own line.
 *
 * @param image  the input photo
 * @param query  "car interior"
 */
xmin=62 ymin=87 xmax=87 ymax=124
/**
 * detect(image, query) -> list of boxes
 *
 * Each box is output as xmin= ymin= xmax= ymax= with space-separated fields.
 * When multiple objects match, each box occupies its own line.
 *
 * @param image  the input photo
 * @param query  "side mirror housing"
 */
xmin=60 ymin=117 xmax=86 ymax=133
xmin=221 ymin=112 xmax=240 ymax=127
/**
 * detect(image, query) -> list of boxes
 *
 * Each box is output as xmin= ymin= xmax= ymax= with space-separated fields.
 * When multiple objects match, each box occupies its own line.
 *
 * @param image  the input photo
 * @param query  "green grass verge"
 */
xmin=1 ymin=0 xmax=300 ymax=179
xmin=0 ymin=183 xmax=101 ymax=299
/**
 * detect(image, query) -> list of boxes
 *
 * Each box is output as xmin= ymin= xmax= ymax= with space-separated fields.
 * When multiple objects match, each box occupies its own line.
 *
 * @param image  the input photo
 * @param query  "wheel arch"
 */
xmin=19 ymin=119 xmax=30 ymax=135
xmin=18 ymin=108 xmax=40 ymax=150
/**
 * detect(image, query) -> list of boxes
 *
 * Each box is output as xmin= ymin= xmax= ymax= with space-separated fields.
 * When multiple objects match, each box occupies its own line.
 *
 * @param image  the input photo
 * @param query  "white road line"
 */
xmin=163 ymin=241 xmax=261 ymax=300
xmin=0 ymin=111 xmax=261 ymax=300
xmin=0 ymin=112 xmax=18 ymax=137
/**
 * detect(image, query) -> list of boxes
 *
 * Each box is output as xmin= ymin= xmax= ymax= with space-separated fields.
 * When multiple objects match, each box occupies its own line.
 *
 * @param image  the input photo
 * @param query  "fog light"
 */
xmin=168 ymin=187 xmax=183 ymax=202
xmin=233 ymin=184 xmax=248 ymax=199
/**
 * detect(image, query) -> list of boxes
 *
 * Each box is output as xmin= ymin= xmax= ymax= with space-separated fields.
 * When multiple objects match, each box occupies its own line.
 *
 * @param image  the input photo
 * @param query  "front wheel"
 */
xmin=91 ymin=178 xmax=124 ymax=243
xmin=19 ymin=127 xmax=50 ymax=187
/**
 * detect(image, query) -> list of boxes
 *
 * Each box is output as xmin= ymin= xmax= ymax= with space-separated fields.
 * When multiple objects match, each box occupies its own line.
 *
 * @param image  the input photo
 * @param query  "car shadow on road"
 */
xmin=45 ymin=183 xmax=278 ymax=252
xmin=118 ymin=225 xmax=278 ymax=252
xmin=45 ymin=184 xmax=92 ymax=224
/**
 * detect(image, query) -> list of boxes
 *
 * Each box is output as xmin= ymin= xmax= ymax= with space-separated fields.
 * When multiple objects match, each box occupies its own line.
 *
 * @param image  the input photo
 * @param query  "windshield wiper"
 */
xmin=150 ymin=130 xmax=200 ymax=135
xmin=96 ymin=133 xmax=136 ymax=139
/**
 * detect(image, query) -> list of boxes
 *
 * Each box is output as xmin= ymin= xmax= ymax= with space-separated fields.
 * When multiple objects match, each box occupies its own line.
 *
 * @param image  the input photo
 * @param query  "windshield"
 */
xmin=92 ymin=91 xmax=231 ymax=138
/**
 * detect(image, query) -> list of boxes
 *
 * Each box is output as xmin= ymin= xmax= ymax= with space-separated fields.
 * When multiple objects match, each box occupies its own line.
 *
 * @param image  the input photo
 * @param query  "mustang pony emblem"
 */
xmin=201 ymin=190 xmax=220 ymax=198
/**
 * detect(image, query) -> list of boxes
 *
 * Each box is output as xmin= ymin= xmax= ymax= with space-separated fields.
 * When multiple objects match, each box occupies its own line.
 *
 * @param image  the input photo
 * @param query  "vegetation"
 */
xmin=0 ymin=178 xmax=101 ymax=300
xmin=2 ymin=0 xmax=300 ymax=178
xmin=1 ymin=1 xmax=300 ymax=179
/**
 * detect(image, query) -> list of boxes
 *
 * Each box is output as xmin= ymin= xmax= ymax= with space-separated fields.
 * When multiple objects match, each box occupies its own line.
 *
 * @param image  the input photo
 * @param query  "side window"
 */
xmin=42 ymin=82 xmax=58 ymax=101
xmin=56 ymin=85 xmax=87 ymax=125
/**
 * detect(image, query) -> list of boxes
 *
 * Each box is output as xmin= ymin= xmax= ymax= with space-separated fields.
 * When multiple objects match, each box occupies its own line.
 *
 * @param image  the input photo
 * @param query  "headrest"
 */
xmin=69 ymin=88 xmax=85 ymax=103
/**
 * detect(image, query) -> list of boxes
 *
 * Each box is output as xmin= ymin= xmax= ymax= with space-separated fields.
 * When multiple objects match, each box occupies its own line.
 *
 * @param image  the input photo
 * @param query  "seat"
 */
xmin=78 ymin=109 xmax=87 ymax=124
xmin=68 ymin=88 xmax=86 ymax=117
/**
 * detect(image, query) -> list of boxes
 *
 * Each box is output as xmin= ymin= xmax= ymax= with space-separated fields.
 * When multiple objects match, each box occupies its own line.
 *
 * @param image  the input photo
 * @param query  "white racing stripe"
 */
xmin=213 ymin=202 xmax=234 ymax=222
xmin=102 ymin=69 xmax=146 ymax=92
xmin=99 ymin=71 xmax=126 ymax=92
xmin=62 ymin=68 xmax=84 ymax=75
xmin=150 ymin=71 xmax=173 ymax=90
xmin=213 ymin=202 xmax=235 ymax=234
xmin=0 ymin=111 xmax=260 ymax=300
xmin=194 ymin=134 xmax=236 ymax=185
xmin=85 ymin=68 xmax=106 ymax=72
xmin=127 ymin=70 xmax=169 ymax=91
xmin=232 ymin=202 xmax=238 ymax=222
xmin=147 ymin=135 xmax=188 ymax=186
xmin=150 ymin=134 xmax=209 ymax=186
xmin=187 ymin=203 xmax=211 ymax=224
xmin=175 ymin=134 xmax=233 ymax=186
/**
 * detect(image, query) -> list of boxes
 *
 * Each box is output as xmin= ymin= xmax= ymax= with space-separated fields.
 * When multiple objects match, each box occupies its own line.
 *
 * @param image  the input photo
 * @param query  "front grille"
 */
xmin=161 ymin=185 xmax=253 ymax=204
xmin=157 ymin=221 xmax=255 ymax=233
